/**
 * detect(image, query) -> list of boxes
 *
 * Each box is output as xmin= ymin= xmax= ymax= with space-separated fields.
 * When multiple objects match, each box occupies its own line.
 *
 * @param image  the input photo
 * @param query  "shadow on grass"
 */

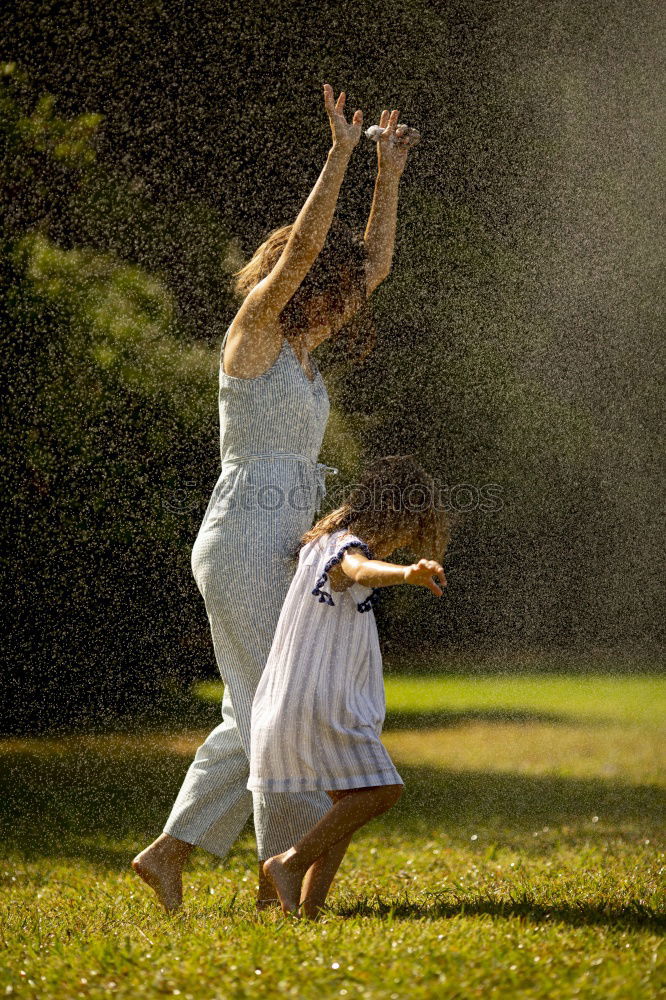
xmin=335 ymin=891 xmax=665 ymax=932
xmin=192 ymin=684 xmax=582 ymax=734
xmin=128 ymin=700 xmax=577 ymax=736
xmin=1 ymin=741 xmax=663 ymax=870
xmin=386 ymin=763 xmax=665 ymax=840
xmin=193 ymin=686 xmax=577 ymax=734
xmin=6 ymin=682 xmax=605 ymax=740
xmin=383 ymin=708 xmax=573 ymax=730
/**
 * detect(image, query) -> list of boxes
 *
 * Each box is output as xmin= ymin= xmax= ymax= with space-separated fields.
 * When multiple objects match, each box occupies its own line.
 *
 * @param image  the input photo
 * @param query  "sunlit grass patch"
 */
xmin=381 ymin=674 xmax=666 ymax=727
xmin=196 ymin=672 xmax=666 ymax=728
xmin=384 ymin=720 xmax=664 ymax=783
xmin=1 ymin=673 xmax=664 ymax=999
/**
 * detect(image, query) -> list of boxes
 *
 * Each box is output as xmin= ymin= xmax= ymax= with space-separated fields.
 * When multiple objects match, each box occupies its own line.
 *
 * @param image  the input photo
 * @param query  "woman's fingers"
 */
xmin=376 ymin=109 xmax=399 ymax=133
xmin=323 ymin=84 xmax=365 ymax=149
xmin=396 ymin=124 xmax=410 ymax=144
xmin=324 ymin=85 xmax=362 ymax=127
xmin=384 ymin=109 xmax=399 ymax=135
xmin=324 ymin=83 xmax=346 ymax=119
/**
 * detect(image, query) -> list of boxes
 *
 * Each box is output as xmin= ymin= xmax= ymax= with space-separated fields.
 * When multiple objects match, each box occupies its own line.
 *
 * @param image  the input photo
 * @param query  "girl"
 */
xmin=132 ymin=85 xmax=420 ymax=911
xmin=248 ymin=455 xmax=452 ymax=918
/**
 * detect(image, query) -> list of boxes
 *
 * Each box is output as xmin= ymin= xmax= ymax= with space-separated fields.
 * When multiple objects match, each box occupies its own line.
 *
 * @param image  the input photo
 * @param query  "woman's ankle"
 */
xmin=157 ymin=833 xmax=194 ymax=863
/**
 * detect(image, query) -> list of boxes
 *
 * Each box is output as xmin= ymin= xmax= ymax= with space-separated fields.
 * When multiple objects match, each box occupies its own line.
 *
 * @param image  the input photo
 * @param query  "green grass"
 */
xmin=1 ymin=672 xmax=664 ymax=999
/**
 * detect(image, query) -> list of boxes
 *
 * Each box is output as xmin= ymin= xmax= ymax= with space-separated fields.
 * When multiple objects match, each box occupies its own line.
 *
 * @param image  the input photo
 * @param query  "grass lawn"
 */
xmin=1 ymin=672 xmax=664 ymax=999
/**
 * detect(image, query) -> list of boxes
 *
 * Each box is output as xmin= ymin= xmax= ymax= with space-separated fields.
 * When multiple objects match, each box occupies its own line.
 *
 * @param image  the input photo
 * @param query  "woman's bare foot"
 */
xmin=131 ymin=833 xmax=193 ymax=912
xmin=256 ymin=897 xmax=281 ymax=911
xmin=263 ymin=852 xmax=304 ymax=916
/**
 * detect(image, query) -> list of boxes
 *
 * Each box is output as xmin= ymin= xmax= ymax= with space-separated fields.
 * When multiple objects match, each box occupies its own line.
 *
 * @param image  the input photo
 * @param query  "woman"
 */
xmin=132 ymin=83 xmax=417 ymax=911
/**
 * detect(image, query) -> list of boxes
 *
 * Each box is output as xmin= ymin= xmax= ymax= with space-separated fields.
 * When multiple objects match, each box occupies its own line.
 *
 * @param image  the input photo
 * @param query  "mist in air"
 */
xmin=1 ymin=0 xmax=663 ymax=733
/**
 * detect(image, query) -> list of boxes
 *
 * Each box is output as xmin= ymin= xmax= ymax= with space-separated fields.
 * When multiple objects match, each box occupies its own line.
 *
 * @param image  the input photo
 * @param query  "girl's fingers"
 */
xmin=418 ymin=563 xmax=447 ymax=595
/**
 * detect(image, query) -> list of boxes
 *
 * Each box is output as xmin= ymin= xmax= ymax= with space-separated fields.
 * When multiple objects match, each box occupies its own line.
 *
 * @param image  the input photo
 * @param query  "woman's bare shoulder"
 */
xmin=222 ymin=312 xmax=284 ymax=379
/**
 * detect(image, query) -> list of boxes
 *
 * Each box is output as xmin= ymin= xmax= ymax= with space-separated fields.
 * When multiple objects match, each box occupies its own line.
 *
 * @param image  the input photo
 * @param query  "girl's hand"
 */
xmin=375 ymin=108 xmax=411 ymax=177
xmin=403 ymin=559 xmax=447 ymax=596
xmin=323 ymin=83 xmax=363 ymax=153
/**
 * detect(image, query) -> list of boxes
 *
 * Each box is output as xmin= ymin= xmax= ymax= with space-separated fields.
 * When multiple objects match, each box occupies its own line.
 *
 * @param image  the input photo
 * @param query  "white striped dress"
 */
xmin=248 ymin=530 xmax=404 ymax=793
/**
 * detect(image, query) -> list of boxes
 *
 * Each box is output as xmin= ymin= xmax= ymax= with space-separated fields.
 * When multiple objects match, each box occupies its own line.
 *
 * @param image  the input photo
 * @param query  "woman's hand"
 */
xmin=375 ymin=108 xmax=412 ymax=177
xmin=403 ymin=559 xmax=448 ymax=596
xmin=324 ymin=83 xmax=363 ymax=153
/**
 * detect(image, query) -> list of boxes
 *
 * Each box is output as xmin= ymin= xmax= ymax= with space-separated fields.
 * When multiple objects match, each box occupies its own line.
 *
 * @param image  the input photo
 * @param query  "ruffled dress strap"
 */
xmin=311 ymin=533 xmax=379 ymax=613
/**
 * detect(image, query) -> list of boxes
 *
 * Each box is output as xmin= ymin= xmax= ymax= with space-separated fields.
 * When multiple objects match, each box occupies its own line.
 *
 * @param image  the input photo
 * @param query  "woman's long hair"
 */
xmin=299 ymin=455 xmax=456 ymax=561
xmin=232 ymin=219 xmax=377 ymax=360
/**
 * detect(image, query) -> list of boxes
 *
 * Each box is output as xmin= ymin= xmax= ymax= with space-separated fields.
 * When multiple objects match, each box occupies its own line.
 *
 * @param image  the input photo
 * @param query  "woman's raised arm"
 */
xmin=235 ymin=85 xmax=363 ymax=332
xmin=364 ymin=110 xmax=413 ymax=294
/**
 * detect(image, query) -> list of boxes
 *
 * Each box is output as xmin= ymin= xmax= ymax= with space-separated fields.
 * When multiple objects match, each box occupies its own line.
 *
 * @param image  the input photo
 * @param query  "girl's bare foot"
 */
xmin=131 ymin=833 xmax=193 ymax=912
xmin=256 ymin=861 xmax=280 ymax=911
xmin=263 ymin=852 xmax=304 ymax=916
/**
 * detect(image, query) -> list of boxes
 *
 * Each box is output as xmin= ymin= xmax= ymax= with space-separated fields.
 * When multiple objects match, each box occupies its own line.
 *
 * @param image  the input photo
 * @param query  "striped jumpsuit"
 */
xmin=163 ymin=327 xmax=336 ymax=859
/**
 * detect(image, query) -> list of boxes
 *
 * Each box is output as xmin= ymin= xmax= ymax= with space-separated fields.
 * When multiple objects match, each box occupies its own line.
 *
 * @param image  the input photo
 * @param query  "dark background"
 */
xmin=2 ymin=0 xmax=663 ymax=732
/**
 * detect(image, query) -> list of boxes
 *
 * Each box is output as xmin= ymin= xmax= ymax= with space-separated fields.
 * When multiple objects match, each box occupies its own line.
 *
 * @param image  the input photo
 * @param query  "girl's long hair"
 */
xmin=299 ymin=455 xmax=456 ymax=561
xmin=231 ymin=219 xmax=377 ymax=360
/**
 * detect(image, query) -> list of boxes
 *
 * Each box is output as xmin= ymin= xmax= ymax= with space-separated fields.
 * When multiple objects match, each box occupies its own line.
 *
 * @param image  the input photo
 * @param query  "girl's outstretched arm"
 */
xmin=363 ymin=108 xmax=413 ymax=294
xmin=337 ymin=549 xmax=447 ymax=596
